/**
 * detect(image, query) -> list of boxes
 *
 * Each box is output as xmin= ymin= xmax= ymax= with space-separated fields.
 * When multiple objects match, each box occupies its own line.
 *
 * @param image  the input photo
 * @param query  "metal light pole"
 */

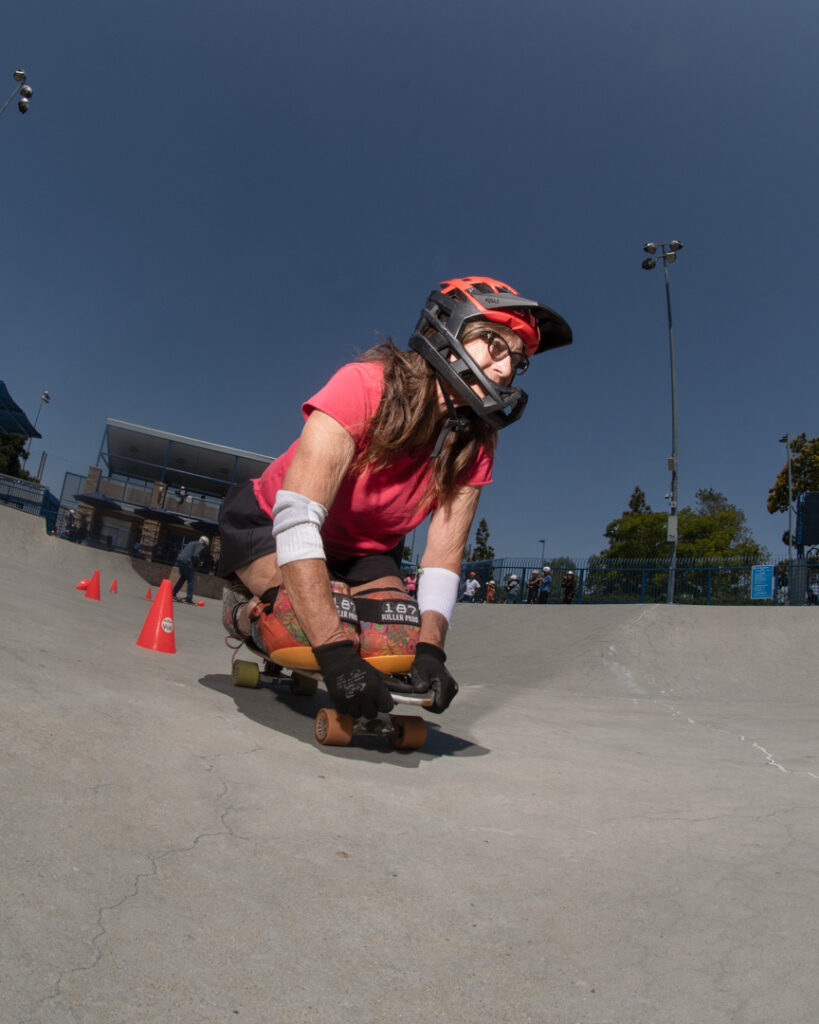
xmin=23 ymin=389 xmax=50 ymax=470
xmin=779 ymin=434 xmax=793 ymax=566
xmin=539 ymin=538 xmax=545 ymax=564
xmin=0 ymin=69 xmax=34 ymax=118
xmin=642 ymin=240 xmax=683 ymax=604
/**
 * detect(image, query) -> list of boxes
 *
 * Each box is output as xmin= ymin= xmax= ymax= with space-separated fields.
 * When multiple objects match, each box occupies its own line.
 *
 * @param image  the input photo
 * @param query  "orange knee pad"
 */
xmin=251 ymin=581 xmax=358 ymax=670
xmin=251 ymin=582 xmax=420 ymax=675
xmin=353 ymin=587 xmax=420 ymax=675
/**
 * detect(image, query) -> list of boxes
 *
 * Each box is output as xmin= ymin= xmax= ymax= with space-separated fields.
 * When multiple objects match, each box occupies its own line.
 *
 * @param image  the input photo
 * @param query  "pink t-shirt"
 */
xmin=253 ymin=361 xmax=494 ymax=560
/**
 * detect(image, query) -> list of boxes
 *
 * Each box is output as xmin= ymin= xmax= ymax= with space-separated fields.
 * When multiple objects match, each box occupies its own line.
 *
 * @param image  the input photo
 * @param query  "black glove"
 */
xmin=313 ymin=641 xmax=395 ymax=719
xmin=410 ymin=642 xmax=458 ymax=714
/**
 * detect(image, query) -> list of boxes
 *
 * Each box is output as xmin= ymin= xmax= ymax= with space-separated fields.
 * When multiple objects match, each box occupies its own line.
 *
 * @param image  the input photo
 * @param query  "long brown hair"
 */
xmin=353 ymin=341 xmax=497 ymax=507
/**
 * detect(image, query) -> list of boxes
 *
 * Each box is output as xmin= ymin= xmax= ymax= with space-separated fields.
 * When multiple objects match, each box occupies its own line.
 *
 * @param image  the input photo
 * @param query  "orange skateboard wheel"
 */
xmin=389 ymin=715 xmax=427 ymax=750
xmin=315 ymin=708 xmax=354 ymax=746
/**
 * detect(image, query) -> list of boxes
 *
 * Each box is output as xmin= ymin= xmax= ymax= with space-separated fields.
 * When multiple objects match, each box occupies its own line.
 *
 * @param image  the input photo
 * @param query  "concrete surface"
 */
xmin=1 ymin=502 xmax=817 ymax=1024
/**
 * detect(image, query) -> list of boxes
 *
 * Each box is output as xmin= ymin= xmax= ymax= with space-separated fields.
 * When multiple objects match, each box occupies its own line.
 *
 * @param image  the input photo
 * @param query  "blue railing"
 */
xmin=459 ymin=556 xmax=815 ymax=606
xmin=0 ymin=473 xmax=59 ymax=533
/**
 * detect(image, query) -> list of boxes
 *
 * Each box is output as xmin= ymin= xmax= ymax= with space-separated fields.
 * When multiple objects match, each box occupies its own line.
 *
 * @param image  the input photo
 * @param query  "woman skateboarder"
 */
xmin=218 ymin=276 xmax=572 ymax=721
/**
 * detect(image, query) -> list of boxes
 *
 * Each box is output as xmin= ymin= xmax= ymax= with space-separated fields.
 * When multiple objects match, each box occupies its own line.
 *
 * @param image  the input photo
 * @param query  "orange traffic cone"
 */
xmin=76 ymin=579 xmax=90 ymax=591
xmin=85 ymin=569 xmax=101 ymax=601
xmin=109 ymin=579 xmax=118 ymax=594
xmin=136 ymin=579 xmax=176 ymax=654
xmin=145 ymin=588 xmax=152 ymax=601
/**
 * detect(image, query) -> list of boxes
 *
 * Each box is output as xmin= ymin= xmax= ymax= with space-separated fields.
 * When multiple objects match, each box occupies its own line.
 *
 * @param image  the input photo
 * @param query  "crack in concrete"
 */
xmin=655 ymin=700 xmax=818 ymax=781
xmin=18 ymin=749 xmax=259 ymax=1024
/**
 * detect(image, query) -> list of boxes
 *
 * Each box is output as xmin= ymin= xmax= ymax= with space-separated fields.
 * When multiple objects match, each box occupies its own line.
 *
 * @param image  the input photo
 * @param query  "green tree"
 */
xmin=679 ymin=488 xmax=767 ymax=561
xmin=602 ymin=486 xmax=769 ymax=562
xmin=472 ymin=518 xmax=494 ymax=560
xmin=601 ymin=487 xmax=667 ymax=560
xmin=0 ymin=435 xmax=34 ymax=480
xmin=767 ymin=433 xmax=819 ymax=514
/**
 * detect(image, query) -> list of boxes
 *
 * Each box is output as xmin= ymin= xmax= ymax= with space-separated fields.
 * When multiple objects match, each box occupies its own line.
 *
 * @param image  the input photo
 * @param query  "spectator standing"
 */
xmin=538 ymin=566 xmax=552 ymax=604
xmin=463 ymin=571 xmax=481 ymax=603
xmin=173 ymin=536 xmax=210 ymax=604
xmin=526 ymin=570 xmax=541 ymax=603
xmin=485 ymin=579 xmax=497 ymax=603
xmin=560 ymin=570 xmax=576 ymax=604
xmin=505 ymin=574 xmax=521 ymax=603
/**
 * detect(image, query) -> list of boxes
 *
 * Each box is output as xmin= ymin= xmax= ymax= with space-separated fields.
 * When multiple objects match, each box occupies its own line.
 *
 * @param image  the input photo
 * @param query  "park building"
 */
xmin=54 ymin=419 xmax=272 ymax=596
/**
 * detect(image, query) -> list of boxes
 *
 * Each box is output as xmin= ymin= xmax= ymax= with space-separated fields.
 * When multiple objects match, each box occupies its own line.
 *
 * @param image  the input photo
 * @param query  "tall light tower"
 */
xmin=641 ymin=240 xmax=683 ymax=605
xmin=23 ymin=389 xmax=50 ymax=471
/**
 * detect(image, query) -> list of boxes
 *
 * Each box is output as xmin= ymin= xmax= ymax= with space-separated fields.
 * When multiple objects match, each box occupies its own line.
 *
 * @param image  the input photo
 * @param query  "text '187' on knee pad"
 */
xmin=354 ymin=588 xmax=420 ymax=674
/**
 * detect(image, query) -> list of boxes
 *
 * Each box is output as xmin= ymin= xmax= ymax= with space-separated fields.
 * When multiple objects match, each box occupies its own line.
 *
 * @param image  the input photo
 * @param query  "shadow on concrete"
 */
xmin=198 ymin=672 xmax=490 ymax=763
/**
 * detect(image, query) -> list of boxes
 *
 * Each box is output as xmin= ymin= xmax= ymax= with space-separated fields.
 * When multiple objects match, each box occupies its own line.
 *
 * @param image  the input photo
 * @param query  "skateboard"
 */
xmin=230 ymin=657 xmax=432 ymax=750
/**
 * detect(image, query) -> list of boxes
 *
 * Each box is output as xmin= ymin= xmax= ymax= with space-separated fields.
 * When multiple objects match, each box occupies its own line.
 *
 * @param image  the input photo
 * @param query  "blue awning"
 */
xmin=133 ymin=506 xmax=187 ymax=524
xmin=0 ymin=381 xmax=41 ymax=439
xmin=75 ymin=493 xmax=123 ymax=511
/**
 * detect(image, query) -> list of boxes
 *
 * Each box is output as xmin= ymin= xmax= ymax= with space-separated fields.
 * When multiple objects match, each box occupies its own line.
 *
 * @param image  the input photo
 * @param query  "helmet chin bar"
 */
xmin=409 ymin=326 xmax=529 ymax=433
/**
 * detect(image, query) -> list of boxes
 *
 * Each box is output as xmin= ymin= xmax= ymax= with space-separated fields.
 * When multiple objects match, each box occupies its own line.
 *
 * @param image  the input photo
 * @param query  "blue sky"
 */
xmin=3 ymin=0 xmax=817 ymax=561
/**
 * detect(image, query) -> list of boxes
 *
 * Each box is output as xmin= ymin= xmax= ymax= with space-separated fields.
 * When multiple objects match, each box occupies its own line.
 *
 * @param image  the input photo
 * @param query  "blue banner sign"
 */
xmin=751 ymin=565 xmax=774 ymax=600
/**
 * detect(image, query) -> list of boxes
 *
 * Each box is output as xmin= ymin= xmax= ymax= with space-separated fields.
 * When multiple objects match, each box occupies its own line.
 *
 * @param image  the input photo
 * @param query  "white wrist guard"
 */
xmin=417 ymin=567 xmax=460 ymax=625
xmin=272 ymin=489 xmax=328 ymax=567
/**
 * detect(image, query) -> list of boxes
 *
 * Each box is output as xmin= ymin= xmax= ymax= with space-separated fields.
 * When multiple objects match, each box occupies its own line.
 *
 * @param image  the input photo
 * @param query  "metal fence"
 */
xmin=0 ymin=473 xmax=60 ymax=533
xmin=460 ymin=556 xmax=818 ymax=606
xmin=59 ymin=471 xmax=222 ymax=522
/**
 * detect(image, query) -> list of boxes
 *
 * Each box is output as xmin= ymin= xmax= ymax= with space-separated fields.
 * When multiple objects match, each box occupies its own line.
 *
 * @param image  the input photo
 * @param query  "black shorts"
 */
xmin=217 ymin=479 xmax=404 ymax=585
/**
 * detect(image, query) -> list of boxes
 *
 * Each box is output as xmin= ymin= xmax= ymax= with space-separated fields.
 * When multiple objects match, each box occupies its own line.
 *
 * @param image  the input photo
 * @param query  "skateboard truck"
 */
xmin=230 ymin=658 xmax=431 ymax=750
xmin=314 ymin=691 xmax=433 ymax=750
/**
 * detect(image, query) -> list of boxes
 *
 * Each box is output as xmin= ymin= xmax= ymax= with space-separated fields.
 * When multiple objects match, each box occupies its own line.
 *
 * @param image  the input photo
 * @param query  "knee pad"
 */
xmin=251 ymin=580 xmax=358 ymax=670
xmin=354 ymin=588 xmax=420 ymax=675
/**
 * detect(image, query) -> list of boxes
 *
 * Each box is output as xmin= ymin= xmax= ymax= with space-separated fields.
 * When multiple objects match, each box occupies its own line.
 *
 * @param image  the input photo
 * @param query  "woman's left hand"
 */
xmin=410 ymin=642 xmax=459 ymax=713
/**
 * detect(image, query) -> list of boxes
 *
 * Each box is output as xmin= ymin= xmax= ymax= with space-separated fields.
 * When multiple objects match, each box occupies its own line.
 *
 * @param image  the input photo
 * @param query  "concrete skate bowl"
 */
xmin=3 ymin=500 xmax=814 ymax=709
xmin=0 ymin=504 xmax=145 ymax=589
xmin=445 ymin=600 xmax=817 ymax=707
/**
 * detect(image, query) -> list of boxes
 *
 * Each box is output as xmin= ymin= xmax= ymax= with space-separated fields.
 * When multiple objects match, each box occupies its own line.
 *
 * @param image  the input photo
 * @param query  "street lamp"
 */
xmin=0 ymin=69 xmax=34 ymax=118
xmin=539 ymin=538 xmax=545 ymax=564
xmin=642 ymin=240 xmax=683 ymax=604
xmin=779 ymin=434 xmax=793 ymax=567
xmin=23 ymin=389 xmax=51 ymax=471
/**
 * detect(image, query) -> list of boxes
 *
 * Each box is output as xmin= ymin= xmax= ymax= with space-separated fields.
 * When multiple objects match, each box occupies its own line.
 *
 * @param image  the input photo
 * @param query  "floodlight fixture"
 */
xmin=1 ymin=68 xmax=34 ymax=118
xmin=641 ymin=257 xmax=657 ymax=270
xmin=668 ymin=240 xmax=683 ymax=252
xmin=643 ymin=242 xmax=657 ymax=255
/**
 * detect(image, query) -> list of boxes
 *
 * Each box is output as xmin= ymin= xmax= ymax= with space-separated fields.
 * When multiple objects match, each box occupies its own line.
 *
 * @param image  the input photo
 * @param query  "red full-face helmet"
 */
xmin=409 ymin=275 xmax=572 ymax=432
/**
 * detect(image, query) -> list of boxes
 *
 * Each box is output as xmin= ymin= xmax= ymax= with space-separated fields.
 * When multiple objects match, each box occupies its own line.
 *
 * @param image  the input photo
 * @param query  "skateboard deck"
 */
xmin=230 ymin=656 xmax=432 ymax=750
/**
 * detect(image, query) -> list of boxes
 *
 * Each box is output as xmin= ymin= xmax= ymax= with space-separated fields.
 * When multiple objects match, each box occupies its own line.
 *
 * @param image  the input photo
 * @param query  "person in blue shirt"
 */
xmin=539 ymin=566 xmax=552 ymax=604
